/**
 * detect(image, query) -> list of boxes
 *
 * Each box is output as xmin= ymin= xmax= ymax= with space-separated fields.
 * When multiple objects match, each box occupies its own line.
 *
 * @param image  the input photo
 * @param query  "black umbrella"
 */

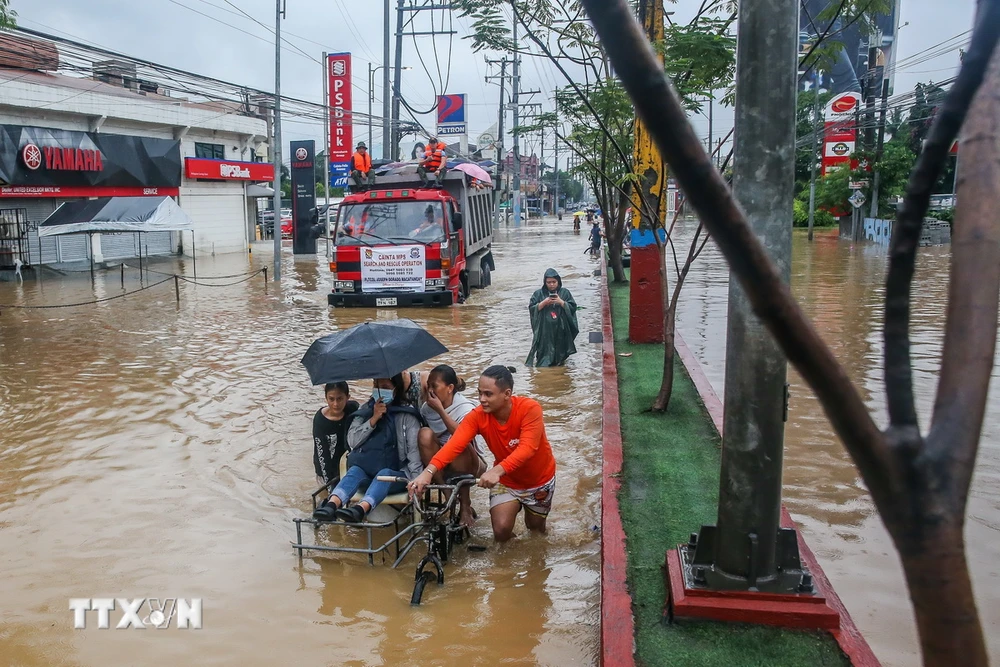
xmin=301 ymin=319 xmax=448 ymax=385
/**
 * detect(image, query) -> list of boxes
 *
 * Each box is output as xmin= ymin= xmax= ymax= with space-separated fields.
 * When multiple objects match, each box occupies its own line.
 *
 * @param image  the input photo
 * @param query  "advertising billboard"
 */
xmin=799 ymin=0 xmax=901 ymax=95
xmin=327 ymin=53 xmax=353 ymax=178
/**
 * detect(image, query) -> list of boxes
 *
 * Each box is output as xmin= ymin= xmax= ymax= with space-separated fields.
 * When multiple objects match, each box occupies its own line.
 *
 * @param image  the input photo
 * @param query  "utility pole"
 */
xmin=708 ymin=96 xmax=714 ymax=167
xmin=390 ymin=2 xmax=457 ymax=161
xmin=807 ymin=76 xmax=820 ymax=241
xmin=628 ymin=0 xmax=668 ymax=344
xmin=486 ymin=57 xmax=508 ymax=228
xmin=869 ymin=77 xmax=889 ymax=220
xmin=554 ymin=126 xmax=560 ymax=219
xmin=368 ymin=62 xmax=375 ymax=152
xmin=271 ymin=0 xmax=284 ymax=282
xmin=690 ymin=0 xmax=807 ymax=594
xmin=382 ymin=0 xmax=391 ymax=160
xmin=323 ymin=51 xmax=331 ymax=259
xmin=512 ymin=8 xmax=522 ymax=228
xmin=391 ymin=0 xmax=404 ymax=161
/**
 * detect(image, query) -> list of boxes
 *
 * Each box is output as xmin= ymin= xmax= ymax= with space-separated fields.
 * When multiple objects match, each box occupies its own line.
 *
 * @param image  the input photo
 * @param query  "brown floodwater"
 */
xmin=0 ymin=219 xmax=604 ymax=666
xmin=672 ymin=221 xmax=1000 ymax=667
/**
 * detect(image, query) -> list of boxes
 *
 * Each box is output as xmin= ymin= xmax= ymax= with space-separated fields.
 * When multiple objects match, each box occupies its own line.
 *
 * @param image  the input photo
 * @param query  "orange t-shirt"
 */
xmin=428 ymin=396 xmax=556 ymax=490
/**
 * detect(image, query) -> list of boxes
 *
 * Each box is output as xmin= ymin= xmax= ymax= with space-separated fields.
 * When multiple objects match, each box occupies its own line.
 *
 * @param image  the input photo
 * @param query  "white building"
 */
xmin=0 ymin=36 xmax=271 ymax=268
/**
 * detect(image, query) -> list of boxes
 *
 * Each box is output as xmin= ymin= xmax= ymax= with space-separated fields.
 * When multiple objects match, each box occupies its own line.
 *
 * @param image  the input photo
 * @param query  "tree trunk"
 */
xmin=652 ymin=297 xmax=678 ymax=412
xmin=897 ymin=526 xmax=988 ymax=667
xmin=608 ymin=241 xmax=627 ymax=283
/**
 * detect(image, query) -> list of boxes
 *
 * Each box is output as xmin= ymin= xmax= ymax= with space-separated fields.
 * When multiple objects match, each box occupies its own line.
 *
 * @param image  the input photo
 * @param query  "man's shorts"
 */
xmin=489 ymin=476 xmax=556 ymax=517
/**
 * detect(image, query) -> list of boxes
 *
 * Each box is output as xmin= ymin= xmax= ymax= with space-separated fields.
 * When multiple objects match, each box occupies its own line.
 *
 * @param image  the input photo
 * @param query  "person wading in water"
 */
xmin=525 ymin=268 xmax=579 ymax=367
xmin=408 ymin=366 xmax=557 ymax=542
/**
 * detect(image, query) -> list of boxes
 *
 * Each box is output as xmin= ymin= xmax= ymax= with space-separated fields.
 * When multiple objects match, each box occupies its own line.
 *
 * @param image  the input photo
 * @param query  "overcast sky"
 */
xmin=13 ymin=0 xmax=976 ymax=160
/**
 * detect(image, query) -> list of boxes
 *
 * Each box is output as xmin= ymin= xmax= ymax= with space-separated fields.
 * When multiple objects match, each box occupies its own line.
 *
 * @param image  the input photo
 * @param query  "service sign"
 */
xmin=360 ymin=245 xmax=426 ymax=293
xmin=328 ymin=53 xmax=353 ymax=165
xmin=824 ymin=92 xmax=862 ymax=122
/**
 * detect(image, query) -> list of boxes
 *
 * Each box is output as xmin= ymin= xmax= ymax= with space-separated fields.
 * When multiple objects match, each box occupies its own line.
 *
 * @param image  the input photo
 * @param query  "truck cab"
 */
xmin=328 ymin=172 xmax=495 ymax=307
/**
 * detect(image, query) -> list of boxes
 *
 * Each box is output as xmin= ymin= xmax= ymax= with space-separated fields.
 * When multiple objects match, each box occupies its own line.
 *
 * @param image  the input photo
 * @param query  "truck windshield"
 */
xmin=335 ymin=201 xmax=447 ymax=245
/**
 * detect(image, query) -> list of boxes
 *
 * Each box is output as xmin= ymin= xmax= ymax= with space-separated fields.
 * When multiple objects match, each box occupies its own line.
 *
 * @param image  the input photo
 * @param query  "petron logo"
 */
xmin=295 ymin=147 xmax=309 ymax=161
xmin=21 ymin=144 xmax=42 ymax=170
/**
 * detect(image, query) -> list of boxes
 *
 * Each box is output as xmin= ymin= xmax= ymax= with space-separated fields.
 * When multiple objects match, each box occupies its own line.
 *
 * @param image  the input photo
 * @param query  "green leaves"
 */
xmin=0 ymin=0 xmax=16 ymax=29
xmin=661 ymin=19 xmax=736 ymax=112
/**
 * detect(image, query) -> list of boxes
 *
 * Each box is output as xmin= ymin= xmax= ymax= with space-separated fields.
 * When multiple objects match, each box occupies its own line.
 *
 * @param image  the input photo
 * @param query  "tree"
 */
xmin=581 ymin=0 xmax=1000 ymax=664
xmin=459 ymin=0 xmax=736 ymax=413
xmin=0 ymin=0 xmax=16 ymax=29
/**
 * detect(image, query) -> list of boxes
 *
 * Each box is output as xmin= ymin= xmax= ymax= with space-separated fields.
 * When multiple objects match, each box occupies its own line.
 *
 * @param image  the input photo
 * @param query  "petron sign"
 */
xmin=185 ymin=158 xmax=274 ymax=182
xmin=0 ymin=125 xmax=181 ymax=197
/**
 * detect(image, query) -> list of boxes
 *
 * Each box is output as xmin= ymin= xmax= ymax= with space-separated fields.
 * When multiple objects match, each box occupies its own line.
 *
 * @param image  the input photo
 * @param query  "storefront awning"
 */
xmin=246 ymin=183 xmax=275 ymax=197
xmin=38 ymin=196 xmax=194 ymax=236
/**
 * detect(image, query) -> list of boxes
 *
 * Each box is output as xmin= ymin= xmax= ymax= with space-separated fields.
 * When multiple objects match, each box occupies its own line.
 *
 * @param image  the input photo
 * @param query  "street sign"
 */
xmin=849 ymin=191 xmax=866 ymax=209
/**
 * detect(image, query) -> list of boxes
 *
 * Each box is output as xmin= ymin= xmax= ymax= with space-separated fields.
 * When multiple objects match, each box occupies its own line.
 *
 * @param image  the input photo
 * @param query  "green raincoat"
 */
xmin=526 ymin=268 xmax=579 ymax=367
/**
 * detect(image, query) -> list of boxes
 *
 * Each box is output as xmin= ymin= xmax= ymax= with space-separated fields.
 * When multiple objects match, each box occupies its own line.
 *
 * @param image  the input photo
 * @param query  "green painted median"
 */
xmin=609 ymin=278 xmax=850 ymax=667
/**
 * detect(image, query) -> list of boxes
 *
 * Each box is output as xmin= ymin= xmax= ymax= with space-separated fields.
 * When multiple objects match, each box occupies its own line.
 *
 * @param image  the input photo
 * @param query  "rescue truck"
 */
xmin=328 ymin=172 xmax=496 ymax=307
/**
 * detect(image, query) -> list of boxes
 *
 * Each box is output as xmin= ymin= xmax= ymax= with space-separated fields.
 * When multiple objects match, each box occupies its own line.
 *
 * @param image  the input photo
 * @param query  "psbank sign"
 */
xmin=184 ymin=158 xmax=274 ymax=182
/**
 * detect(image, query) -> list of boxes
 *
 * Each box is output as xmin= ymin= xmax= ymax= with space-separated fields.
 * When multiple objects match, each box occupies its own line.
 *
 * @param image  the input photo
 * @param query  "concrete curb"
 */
xmin=672 ymin=331 xmax=881 ymax=667
xmin=600 ymin=269 xmax=636 ymax=667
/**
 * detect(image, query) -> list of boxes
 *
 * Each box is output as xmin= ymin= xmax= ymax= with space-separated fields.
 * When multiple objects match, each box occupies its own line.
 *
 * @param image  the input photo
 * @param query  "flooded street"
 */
xmin=673 ymin=222 xmax=1000 ymax=667
xmin=0 ymin=219 xmax=603 ymax=666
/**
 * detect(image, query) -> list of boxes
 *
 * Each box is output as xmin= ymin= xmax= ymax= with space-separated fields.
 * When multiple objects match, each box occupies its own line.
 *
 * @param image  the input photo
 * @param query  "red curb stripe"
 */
xmin=673 ymin=331 xmax=881 ymax=667
xmin=601 ymin=269 xmax=636 ymax=667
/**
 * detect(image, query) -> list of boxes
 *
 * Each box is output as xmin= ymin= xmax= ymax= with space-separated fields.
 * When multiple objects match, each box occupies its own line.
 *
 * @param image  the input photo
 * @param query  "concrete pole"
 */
xmin=554 ymin=125 xmax=560 ymax=220
xmin=710 ymin=0 xmax=799 ymax=590
xmin=272 ymin=0 xmax=283 ymax=282
xmin=512 ymin=10 xmax=522 ymax=228
xmin=492 ymin=58 xmax=507 ymax=228
xmin=382 ymin=0 xmax=391 ymax=160
xmin=323 ymin=52 xmax=331 ymax=259
xmin=391 ymin=0 xmax=404 ymax=161
xmin=368 ymin=63 xmax=374 ymax=152
xmin=869 ymin=76 xmax=889 ymax=220
xmin=807 ymin=80 xmax=820 ymax=241
xmin=627 ymin=0 xmax=667 ymax=344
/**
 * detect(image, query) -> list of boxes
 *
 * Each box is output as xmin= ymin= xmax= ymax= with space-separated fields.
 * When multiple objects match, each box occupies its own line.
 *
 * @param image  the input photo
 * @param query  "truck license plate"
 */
xmin=376 ymin=297 xmax=397 ymax=307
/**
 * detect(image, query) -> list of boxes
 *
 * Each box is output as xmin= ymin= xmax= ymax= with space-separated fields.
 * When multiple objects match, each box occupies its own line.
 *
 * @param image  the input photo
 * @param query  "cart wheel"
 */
xmin=411 ymin=571 xmax=436 ymax=605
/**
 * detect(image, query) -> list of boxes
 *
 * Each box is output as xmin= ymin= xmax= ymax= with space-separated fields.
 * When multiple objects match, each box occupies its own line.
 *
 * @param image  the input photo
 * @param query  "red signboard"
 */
xmin=185 ymin=158 xmax=274 ymax=181
xmin=0 ymin=185 xmax=179 ymax=198
xmin=328 ymin=53 xmax=353 ymax=166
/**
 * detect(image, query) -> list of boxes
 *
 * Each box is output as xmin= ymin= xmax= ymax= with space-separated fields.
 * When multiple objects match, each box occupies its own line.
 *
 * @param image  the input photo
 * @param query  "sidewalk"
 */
xmin=601 ymin=272 xmax=870 ymax=666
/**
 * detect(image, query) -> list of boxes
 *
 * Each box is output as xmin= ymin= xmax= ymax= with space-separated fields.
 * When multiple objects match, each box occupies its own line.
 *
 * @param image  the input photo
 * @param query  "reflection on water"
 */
xmin=673 ymin=222 xmax=1000 ymax=667
xmin=0 ymin=220 xmax=603 ymax=666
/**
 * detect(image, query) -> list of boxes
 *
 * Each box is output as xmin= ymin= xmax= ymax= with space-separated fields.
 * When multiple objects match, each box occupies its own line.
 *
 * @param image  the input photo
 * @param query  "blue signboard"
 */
xmin=330 ymin=161 xmax=350 ymax=189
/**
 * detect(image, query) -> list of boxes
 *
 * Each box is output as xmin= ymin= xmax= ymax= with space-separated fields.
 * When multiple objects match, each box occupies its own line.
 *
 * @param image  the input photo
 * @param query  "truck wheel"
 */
xmin=458 ymin=273 xmax=469 ymax=304
xmin=480 ymin=260 xmax=492 ymax=288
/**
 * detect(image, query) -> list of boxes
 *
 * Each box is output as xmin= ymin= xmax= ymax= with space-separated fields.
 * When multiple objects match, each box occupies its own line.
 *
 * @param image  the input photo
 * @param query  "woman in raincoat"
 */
xmin=526 ymin=268 xmax=579 ymax=367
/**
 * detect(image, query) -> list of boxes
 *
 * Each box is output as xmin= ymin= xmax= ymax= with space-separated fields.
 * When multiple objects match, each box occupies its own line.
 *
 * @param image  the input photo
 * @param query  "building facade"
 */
xmin=0 ymin=37 xmax=271 ymax=269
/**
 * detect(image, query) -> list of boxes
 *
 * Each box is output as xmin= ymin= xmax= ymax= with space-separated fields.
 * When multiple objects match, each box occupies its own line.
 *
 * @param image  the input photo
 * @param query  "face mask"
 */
xmin=372 ymin=388 xmax=395 ymax=403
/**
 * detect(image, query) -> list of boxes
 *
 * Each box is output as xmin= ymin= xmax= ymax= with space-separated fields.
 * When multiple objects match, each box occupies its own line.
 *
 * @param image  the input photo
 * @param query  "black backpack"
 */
xmin=346 ymin=401 xmax=420 ymax=477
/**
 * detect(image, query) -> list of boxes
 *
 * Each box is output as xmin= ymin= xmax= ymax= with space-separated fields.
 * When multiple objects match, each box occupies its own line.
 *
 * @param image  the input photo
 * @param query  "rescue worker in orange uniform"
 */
xmin=350 ymin=141 xmax=375 ymax=191
xmin=417 ymin=136 xmax=448 ymax=188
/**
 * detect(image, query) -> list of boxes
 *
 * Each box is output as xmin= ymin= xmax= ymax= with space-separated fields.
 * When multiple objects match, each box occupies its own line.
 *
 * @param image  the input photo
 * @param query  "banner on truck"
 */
xmin=360 ymin=245 xmax=426 ymax=292
xmin=328 ymin=53 xmax=353 ymax=166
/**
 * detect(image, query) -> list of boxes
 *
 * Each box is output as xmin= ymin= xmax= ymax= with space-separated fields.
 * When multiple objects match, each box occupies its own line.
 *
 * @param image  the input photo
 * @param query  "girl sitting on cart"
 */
xmin=313 ymin=375 xmax=423 ymax=523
